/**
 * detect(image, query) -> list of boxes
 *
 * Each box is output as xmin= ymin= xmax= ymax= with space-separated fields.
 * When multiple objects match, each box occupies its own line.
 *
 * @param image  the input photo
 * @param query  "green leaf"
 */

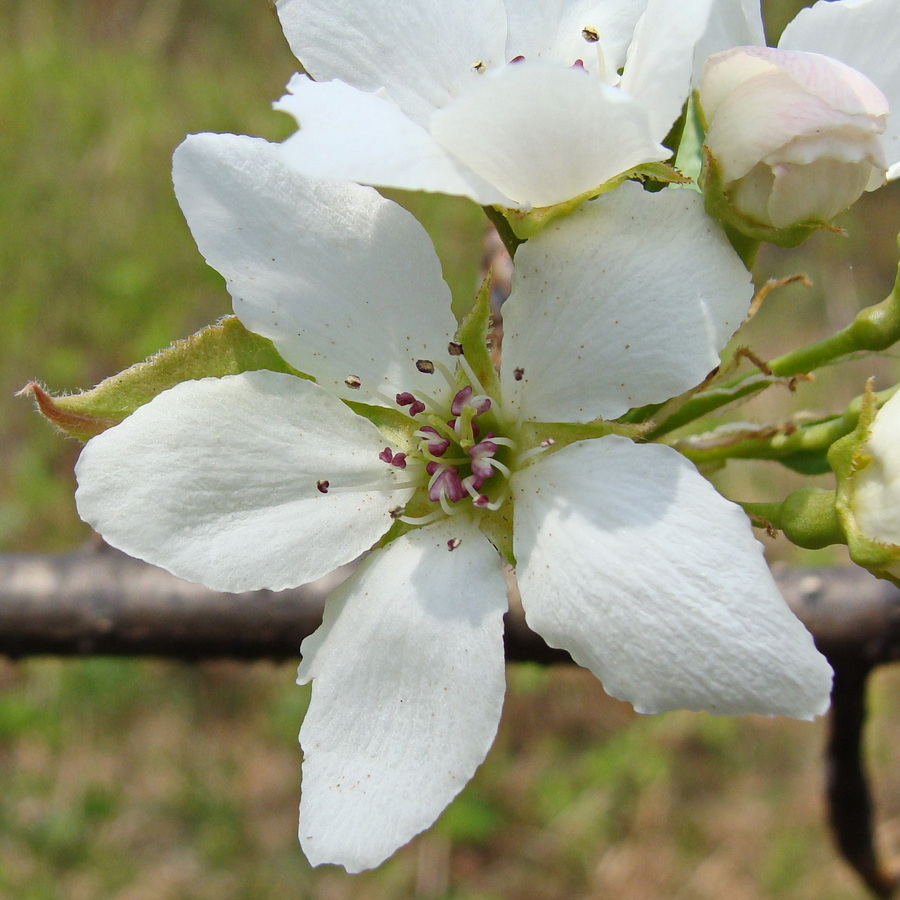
xmin=454 ymin=278 xmax=501 ymax=400
xmin=21 ymin=316 xmax=306 ymax=441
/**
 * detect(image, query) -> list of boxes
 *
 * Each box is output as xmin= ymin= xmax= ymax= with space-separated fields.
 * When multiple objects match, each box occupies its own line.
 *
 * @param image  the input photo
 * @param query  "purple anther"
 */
xmin=379 ymin=448 xmax=394 ymax=464
xmin=468 ymin=440 xmax=498 ymax=481
xmin=451 ymin=385 xmax=491 ymax=417
xmin=461 ymin=472 xmax=486 ymax=493
xmin=419 ymin=425 xmax=450 ymax=457
xmin=396 ymin=391 xmax=426 ymax=416
xmin=451 ymin=386 xmax=473 ymax=415
xmin=572 ymin=59 xmax=586 ymax=69
xmin=391 ymin=453 xmax=408 ymax=469
xmin=510 ymin=55 xmax=525 ymax=63
xmin=472 ymin=493 xmax=491 ymax=509
xmin=429 ymin=465 xmax=467 ymax=503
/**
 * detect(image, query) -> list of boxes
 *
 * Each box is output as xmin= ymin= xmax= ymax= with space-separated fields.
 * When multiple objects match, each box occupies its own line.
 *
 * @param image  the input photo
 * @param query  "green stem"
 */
xmin=676 ymin=385 xmax=898 ymax=466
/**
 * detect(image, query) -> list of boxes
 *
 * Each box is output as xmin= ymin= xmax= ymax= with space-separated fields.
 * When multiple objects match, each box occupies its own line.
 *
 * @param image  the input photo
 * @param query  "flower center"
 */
xmin=395 ymin=385 xmax=513 ymax=523
xmin=379 ymin=353 xmax=520 ymax=525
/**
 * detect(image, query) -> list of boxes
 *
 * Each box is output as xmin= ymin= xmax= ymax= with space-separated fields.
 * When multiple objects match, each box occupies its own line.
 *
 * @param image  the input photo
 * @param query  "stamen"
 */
xmin=515 ymin=439 xmax=556 ymax=467
xmin=448 ymin=341 xmax=464 ymax=356
xmin=396 ymin=392 xmax=426 ymax=416
xmin=457 ymin=354 xmax=490 ymax=401
xmin=415 ymin=425 xmax=450 ymax=457
xmin=432 ymin=359 xmax=459 ymax=392
xmin=447 ymin=538 xmax=462 ymax=551
xmin=398 ymin=509 xmax=445 ymax=526
xmin=344 ymin=374 xmax=362 ymax=389
xmin=316 ymin=480 xmax=329 ymax=494
xmin=325 ymin=479 xmax=422 ymax=494
xmin=480 ymin=489 xmax=508 ymax=512
xmin=415 ymin=359 xmax=436 ymax=374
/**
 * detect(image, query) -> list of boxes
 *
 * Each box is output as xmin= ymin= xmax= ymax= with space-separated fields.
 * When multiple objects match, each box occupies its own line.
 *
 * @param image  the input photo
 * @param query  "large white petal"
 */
xmin=501 ymin=182 xmax=751 ymax=422
xmin=276 ymin=75 xmax=512 ymax=206
xmin=276 ymin=0 xmax=508 ymax=125
xmin=430 ymin=61 xmax=665 ymax=209
xmin=173 ymin=132 xmax=460 ymax=402
xmin=779 ymin=0 xmax=900 ymax=173
xmin=512 ymin=438 xmax=832 ymax=718
xmin=75 ymin=372 xmax=408 ymax=593
xmin=503 ymin=0 xmax=648 ymax=77
xmin=619 ymin=0 xmax=716 ymax=142
xmin=297 ymin=519 xmax=507 ymax=872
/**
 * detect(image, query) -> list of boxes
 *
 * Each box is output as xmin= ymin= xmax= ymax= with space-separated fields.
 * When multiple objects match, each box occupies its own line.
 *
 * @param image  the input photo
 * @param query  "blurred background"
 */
xmin=2 ymin=0 xmax=900 ymax=897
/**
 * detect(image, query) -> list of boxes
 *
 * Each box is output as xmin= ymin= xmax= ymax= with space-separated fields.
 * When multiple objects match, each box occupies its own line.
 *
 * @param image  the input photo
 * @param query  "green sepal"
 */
xmin=343 ymin=400 xmax=418 ymax=452
xmin=454 ymin=277 xmax=501 ymax=400
xmin=673 ymin=91 xmax=707 ymax=186
xmin=22 ymin=315 xmax=305 ymax=441
xmin=701 ymin=146 xmax=835 ymax=251
xmin=827 ymin=383 xmax=900 ymax=578
xmin=497 ymin=164 xmax=690 ymax=241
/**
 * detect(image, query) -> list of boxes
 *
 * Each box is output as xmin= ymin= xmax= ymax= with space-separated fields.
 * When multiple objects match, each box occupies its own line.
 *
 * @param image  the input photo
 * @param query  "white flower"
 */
xmin=699 ymin=0 xmax=900 ymax=231
xmin=74 ymin=133 xmax=832 ymax=872
xmin=272 ymin=0 xmax=722 ymax=210
xmin=840 ymin=390 xmax=900 ymax=578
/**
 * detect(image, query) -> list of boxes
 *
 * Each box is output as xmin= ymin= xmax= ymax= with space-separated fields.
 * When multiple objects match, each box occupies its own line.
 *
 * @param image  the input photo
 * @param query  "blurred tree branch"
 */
xmin=2 ymin=546 xmax=900 ymax=896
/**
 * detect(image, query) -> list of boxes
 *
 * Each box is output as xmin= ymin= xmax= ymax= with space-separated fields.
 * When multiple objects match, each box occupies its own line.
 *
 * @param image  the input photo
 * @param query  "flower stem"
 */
xmin=675 ymin=385 xmax=898 ymax=466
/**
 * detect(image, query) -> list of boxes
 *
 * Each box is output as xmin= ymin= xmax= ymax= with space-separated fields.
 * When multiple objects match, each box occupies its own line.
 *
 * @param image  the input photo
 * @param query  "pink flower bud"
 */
xmin=700 ymin=46 xmax=888 ymax=231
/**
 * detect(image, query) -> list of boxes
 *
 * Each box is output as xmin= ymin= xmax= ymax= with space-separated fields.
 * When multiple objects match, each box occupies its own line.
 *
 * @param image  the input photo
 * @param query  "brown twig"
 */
xmin=2 ymin=548 xmax=900 ymax=895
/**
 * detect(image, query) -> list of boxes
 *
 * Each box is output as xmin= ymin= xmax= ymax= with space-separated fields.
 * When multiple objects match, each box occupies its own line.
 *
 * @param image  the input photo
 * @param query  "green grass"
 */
xmin=4 ymin=0 xmax=900 ymax=897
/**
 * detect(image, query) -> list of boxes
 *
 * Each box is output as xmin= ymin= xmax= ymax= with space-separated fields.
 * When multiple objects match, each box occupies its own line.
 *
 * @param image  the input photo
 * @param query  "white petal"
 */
xmin=512 ymin=438 xmax=833 ymax=718
xmin=297 ymin=519 xmax=507 ymax=872
xmin=692 ymin=0 xmax=766 ymax=78
xmin=172 ymin=132 xmax=460 ymax=401
xmin=619 ymin=0 xmax=716 ymax=142
xmin=75 ymin=372 xmax=408 ymax=592
xmin=779 ymin=0 xmax=900 ymax=171
xmin=501 ymin=182 xmax=752 ymax=422
xmin=430 ymin=61 xmax=665 ymax=208
xmin=276 ymin=75 xmax=512 ymax=206
xmin=503 ymin=0 xmax=647 ymax=77
xmin=763 ymin=155 xmax=880 ymax=226
xmin=276 ymin=0 xmax=508 ymax=125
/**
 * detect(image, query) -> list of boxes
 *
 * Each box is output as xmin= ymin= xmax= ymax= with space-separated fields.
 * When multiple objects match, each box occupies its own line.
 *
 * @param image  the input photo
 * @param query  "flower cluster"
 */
xmin=64 ymin=0 xmax=900 ymax=878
